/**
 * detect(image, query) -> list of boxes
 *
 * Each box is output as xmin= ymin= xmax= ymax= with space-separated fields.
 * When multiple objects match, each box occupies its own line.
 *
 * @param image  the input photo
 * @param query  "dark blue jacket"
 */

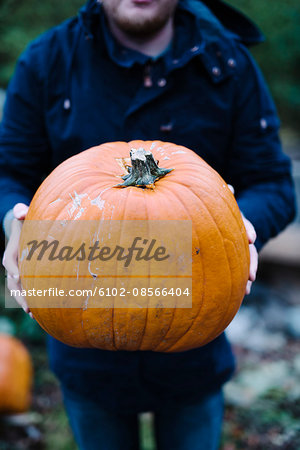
xmin=0 ymin=0 xmax=296 ymax=412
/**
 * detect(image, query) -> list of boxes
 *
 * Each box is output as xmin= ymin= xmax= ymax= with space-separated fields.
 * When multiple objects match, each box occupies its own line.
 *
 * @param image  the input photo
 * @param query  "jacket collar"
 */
xmin=99 ymin=5 xmax=205 ymax=70
xmin=197 ymin=0 xmax=264 ymax=46
xmin=77 ymin=0 xmax=264 ymax=82
xmin=78 ymin=0 xmax=264 ymax=45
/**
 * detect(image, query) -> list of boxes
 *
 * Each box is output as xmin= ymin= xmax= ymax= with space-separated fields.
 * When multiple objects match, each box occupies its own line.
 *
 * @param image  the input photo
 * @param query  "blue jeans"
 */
xmin=62 ymin=387 xmax=224 ymax=450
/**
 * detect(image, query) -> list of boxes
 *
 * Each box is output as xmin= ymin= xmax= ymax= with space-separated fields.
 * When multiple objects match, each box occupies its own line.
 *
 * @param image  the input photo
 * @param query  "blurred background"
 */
xmin=0 ymin=0 xmax=299 ymax=449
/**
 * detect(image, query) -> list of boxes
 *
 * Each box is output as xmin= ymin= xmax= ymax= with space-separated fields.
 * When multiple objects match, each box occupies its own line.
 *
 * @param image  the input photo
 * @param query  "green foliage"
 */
xmin=0 ymin=0 xmax=299 ymax=126
xmin=139 ymin=414 xmax=157 ymax=450
xmin=0 ymin=0 xmax=83 ymax=84
xmin=43 ymin=407 xmax=76 ymax=450
xmin=222 ymin=389 xmax=300 ymax=449
xmin=228 ymin=0 xmax=300 ymax=126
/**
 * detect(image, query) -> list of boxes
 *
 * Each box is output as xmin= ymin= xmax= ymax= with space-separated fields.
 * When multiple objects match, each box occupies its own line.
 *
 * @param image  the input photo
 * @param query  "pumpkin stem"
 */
xmin=117 ymin=147 xmax=173 ymax=188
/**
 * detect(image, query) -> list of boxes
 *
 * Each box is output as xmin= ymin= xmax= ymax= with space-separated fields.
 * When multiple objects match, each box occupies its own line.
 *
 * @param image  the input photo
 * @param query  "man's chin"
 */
xmin=113 ymin=12 xmax=170 ymax=37
xmin=102 ymin=0 xmax=178 ymax=39
xmin=117 ymin=21 xmax=165 ymax=37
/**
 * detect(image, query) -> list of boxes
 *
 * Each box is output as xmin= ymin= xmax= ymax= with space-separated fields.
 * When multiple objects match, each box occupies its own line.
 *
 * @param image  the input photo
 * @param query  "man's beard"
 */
xmin=113 ymin=11 xmax=174 ymax=38
xmin=102 ymin=1 xmax=178 ymax=38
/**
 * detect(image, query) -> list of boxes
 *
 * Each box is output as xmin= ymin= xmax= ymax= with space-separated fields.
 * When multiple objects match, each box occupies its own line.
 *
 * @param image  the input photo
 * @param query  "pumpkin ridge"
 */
xmin=168 ymin=169 xmax=247 ymax=245
xmin=213 ymin=191 xmax=249 ymax=274
xmin=191 ymin=189 xmax=247 ymax=337
xmin=175 ymin=170 xmax=249 ymax=265
xmin=181 ymin=187 xmax=234 ymax=346
xmin=136 ymin=182 xmax=187 ymax=350
xmin=81 ymin=305 xmax=101 ymax=349
xmin=25 ymin=220 xmax=65 ymax=338
xmin=41 ymin=175 xmax=112 ymax=220
xmin=159 ymin=179 xmax=232 ymax=352
xmin=152 ymin=142 xmax=219 ymax=174
xmin=110 ymin=186 xmax=134 ymax=349
xmin=113 ymin=185 xmax=132 ymax=350
xmin=219 ymin=237 xmax=245 ymax=328
xmin=57 ymin=224 xmax=89 ymax=346
xmin=151 ymin=182 xmax=203 ymax=352
xmin=218 ymin=193 xmax=249 ymax=260
xmin=80 ymin=264 xmax=103 ymax=348
xmin=90 ymin=185 xmax=130 ymax=350
xmin=137 ymin=189 xmax=151 ymax=351
xmin=57 ymin=228 xmax=80 ymax=344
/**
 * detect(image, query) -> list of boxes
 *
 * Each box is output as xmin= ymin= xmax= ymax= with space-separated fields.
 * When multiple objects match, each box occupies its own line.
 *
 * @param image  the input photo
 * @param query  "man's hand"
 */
xmin=228 ymin=185 xmax=258 ymax=295
xmin=2 ymin=203 xmax=32 ymax=316
xmin=241 ymin=214 xmax=258 ymax=295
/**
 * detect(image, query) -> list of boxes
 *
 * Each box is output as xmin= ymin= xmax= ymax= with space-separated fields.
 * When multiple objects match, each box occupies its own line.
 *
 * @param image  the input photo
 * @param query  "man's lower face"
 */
xmin=101 ymin=0 xmax=179 ymax=36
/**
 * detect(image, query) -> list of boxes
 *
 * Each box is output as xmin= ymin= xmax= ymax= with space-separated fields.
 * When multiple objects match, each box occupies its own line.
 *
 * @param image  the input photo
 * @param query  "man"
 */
xmin=1 ymin=0 xmax=296 ymax=449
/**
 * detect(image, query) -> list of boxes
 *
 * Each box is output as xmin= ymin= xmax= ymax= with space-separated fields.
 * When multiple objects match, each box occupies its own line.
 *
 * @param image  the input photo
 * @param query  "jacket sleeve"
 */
xmin=227 ymin=43 xmax=297 ymax=251
xmin=0 ymin=41 xmax=51 ymax=230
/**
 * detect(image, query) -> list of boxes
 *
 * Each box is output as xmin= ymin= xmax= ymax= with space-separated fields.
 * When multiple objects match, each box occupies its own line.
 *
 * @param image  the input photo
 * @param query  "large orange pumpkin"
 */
xmin=19 ymin=140 xmax=249 ymax=352
xmin=0 ymin=334 xmax=33 ymax=413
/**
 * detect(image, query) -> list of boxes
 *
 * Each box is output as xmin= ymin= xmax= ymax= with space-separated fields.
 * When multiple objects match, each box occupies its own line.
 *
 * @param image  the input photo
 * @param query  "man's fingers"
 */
xmin=241 ymin=214 xmax=257 ymax=244
xmin=239 ymin=214 xmax=258 ymax=296
xmin=3 ymin=253 xmax=20 ymax=278
xmin=245 ymin=244 xmax=258 ymax=295
xmin=245 ymin=280 xmax=252 ymax=295
xmin=10 ymin=217 xmax=24 ymax=237
xmin=13 ymin=203 xmax=29 ymax=220
xmin=227 ymin=184 xmax=235 ymax=195
xmin=3 ymin=218 xmax=23 ymax=275
xmin=6 ymin=274 xmax=20 ymax=292
xmin=6 ymin=275 xmax=30 ymax=313
xmin=249 ymin=243 xmax=258 ymax=282
xmin=2 ymin=204 xmax=30 ymax=315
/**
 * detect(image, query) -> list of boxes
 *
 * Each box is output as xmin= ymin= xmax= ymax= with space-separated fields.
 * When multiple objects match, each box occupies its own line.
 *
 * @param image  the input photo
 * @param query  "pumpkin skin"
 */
xmin=19 ymin=140 xmax=249 ymax=352
xmin=0 ymin=334 xmax=33 ymax=413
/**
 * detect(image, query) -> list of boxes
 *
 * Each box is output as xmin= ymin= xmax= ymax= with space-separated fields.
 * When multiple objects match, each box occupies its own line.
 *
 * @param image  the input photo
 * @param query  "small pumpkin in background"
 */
xmin=0 ymin=334 xmax=33 ymax=413
xmin=19 ymin=140 xmax=249 ymax=352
